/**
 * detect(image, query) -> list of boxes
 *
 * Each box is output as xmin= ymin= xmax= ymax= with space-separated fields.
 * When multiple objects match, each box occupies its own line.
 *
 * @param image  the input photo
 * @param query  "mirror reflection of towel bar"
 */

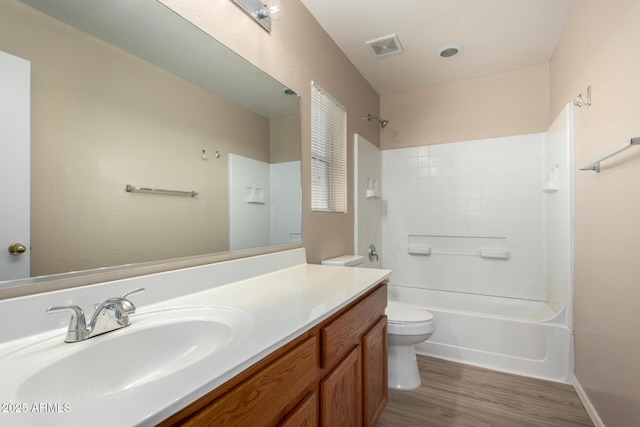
xmin=125 ymin=184 xmax=199 ymax=197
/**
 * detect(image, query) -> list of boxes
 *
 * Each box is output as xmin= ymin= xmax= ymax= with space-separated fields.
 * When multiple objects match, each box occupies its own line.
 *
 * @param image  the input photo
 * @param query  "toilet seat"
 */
xmin=386 ymin=301 xmax=434 ymax=335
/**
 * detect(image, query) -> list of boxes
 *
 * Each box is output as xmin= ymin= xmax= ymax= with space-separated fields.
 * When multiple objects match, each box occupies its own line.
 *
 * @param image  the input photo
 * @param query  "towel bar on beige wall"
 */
xmin=125 ymin=184 xmax=199 ymax=197
xmin=580 ymin=137 xmax=640 ymax=173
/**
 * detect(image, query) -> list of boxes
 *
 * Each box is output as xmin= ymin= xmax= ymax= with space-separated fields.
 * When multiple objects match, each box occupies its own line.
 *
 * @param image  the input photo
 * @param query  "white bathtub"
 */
xmin=389 ymin=285 xmax=573 ymax=383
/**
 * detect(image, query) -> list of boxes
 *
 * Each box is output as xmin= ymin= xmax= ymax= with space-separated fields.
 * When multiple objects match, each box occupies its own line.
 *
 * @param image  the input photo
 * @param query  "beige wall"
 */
xmin=160 ymin=0 xmax=381 ymax=264
xmin=550 ymin=1 xmax=640 ymax=425
xmin=271 ymin=114 xmax=302 ymax=163
xmin=1 ymin=1 xmax=271 ymax=275
xmin=380 ymin=64 xmax=549 ymax=148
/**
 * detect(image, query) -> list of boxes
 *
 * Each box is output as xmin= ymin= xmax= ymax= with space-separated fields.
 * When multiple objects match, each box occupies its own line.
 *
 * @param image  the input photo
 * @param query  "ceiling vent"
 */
xmin=366 ymin=34 xmax=403 ymax=57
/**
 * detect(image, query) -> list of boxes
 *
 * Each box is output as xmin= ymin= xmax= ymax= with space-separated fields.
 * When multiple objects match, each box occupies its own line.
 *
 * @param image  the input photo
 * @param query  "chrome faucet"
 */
xmin=47 ymin=288 xmax=145 ymax=343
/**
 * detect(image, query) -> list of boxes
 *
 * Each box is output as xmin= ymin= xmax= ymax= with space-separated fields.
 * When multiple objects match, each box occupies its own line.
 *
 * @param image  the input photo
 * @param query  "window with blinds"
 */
xmin=311 ymin=82 xmax=347 ymax=213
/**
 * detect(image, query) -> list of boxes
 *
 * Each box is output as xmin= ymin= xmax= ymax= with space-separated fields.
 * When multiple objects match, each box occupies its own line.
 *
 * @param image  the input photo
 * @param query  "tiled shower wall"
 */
xmin=271 ymin=160 xmax=302 ymax=245
xmin=229 ymin=154 xmax=301 ymax=251
xmin=381 ymin=133 xmax=547 ymax=301
xmin=229 ymin=154 xmax=271 ymax=251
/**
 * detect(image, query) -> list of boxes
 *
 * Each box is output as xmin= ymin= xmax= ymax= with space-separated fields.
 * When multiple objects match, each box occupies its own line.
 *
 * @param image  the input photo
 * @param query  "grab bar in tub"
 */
xmin=408 ymin=246 xmax=509 ymax=259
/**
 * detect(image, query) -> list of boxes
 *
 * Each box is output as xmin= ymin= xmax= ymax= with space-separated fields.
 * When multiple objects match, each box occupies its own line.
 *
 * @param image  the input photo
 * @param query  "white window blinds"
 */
xmin=311 ymin=82 xmax=347 ymax=213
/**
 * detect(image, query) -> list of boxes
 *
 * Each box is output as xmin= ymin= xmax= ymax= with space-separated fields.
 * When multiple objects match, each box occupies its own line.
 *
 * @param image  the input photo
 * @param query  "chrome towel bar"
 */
xmin=580 ymin=138 xmax=639 ymax=173
xmin=125 ymin=184 xmax=199 ymax=197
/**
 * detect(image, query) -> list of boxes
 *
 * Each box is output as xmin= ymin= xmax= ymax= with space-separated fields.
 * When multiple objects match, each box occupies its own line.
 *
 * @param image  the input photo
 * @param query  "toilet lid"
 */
xmin=386 ymin=302 xmax=433 ymax=323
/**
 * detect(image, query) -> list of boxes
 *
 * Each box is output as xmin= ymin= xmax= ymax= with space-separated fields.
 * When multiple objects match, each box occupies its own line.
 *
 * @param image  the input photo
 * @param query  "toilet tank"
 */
xmin=321 ymin=255 xmax=364 ymax=267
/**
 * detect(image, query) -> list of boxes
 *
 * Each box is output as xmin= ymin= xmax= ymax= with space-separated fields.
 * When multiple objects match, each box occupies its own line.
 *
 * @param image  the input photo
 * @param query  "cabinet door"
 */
xmin=279 ymin=391 xmax=318 ymax=427
xmin=362 ymin=316 xmax=388 ymax=427
xmin=320 ymin=346 xmax=361 ymax=427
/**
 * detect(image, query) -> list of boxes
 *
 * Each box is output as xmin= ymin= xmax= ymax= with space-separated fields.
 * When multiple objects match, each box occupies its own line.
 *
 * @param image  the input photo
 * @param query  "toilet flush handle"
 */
xmin=368 ymin=244 xmax=379 ymax=262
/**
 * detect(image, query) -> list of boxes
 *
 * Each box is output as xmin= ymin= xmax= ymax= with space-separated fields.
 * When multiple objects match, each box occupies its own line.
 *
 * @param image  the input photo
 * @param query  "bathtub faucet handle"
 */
xmin=368 ymin=244 xmax=379 ymax=262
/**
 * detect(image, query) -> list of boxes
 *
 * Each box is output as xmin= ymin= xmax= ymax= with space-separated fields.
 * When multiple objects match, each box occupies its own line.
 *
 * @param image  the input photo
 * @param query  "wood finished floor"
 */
xmin=376 ymin=355 xmax=593 ymax=427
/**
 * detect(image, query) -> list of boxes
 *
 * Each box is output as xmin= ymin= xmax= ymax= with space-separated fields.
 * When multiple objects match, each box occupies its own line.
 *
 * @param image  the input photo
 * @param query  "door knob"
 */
xmin=8 ymin=243 xmax=27 ymax=255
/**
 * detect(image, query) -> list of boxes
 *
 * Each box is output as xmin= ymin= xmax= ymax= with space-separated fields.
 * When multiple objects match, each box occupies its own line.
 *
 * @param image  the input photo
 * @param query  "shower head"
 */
xmin=367 ymin=114 xmax=389 ymax=128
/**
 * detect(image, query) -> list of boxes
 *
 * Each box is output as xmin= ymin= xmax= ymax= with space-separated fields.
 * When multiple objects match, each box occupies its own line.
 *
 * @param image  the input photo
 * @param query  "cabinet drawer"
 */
xmin=320 ymin=283 xmax=387 ymax=369
xmin=185 ymin=337 xmax=317 ymax=426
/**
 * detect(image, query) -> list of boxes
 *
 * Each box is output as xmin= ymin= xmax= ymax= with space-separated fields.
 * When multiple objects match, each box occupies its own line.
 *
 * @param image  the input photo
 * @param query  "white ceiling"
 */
xmin=300 ymin=0 xmax=576 ymax=96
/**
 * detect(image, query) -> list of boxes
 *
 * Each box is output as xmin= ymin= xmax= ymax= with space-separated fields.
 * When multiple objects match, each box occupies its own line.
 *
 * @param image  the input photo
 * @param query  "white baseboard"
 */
xmin=573 ymin=375 xmax=605 ymax=427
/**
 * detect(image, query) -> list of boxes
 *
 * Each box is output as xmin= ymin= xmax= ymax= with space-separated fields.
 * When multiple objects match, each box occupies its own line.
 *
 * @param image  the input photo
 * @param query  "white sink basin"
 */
xmin=2 ymin=306 xmax=252 ymax=403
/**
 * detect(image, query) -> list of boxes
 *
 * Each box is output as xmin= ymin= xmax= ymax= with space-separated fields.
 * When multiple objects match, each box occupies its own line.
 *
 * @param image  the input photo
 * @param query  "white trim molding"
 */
xmin=573 ymin=375 xmax=605 ymax=427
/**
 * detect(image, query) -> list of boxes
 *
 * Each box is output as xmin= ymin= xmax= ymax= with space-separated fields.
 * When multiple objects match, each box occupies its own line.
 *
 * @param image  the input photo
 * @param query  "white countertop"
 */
xmin=0 ymin=260 xmax=390 ymax=426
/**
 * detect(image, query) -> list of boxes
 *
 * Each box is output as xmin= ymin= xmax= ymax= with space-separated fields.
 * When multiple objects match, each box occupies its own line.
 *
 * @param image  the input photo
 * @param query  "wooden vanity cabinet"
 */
xmin=319 ymin=283 xmax=388 ymax=427
xmin=159 ymin=282 xmax=387 ymax=427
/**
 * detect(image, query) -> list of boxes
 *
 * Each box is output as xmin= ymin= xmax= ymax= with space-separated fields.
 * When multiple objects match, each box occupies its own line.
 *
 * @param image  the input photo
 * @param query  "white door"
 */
xmin=0 ymin=51 xmax=30 ymax=281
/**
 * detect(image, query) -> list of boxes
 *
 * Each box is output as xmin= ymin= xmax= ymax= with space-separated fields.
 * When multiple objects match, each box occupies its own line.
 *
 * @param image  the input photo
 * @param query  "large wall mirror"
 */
xmin=0 ymin=0 xmax=302 ymax=290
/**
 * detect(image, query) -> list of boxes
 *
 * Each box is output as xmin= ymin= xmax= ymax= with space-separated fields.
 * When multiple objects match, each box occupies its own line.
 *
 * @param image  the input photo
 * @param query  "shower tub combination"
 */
xmin=388 ymin=285 xmax=573 ymax=383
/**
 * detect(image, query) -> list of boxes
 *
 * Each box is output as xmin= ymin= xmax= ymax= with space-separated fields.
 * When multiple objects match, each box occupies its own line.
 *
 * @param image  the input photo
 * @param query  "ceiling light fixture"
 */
xmin=437 ymin=44 xmax=464 ymax=58
xmin=230 ymin=0 xmax=282 ymax=32
xmin=254 ymin=0 xmax=282 ymax=19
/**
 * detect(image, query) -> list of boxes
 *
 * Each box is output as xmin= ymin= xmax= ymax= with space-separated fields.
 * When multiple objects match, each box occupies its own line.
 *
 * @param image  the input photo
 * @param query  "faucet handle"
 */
xmin=121 ymin=287 xmax=145 ymax=300
xmin=106 ymin=287 xmax=145 ymax=314
xmin=47 ymin=305 xmax=89 ymax=342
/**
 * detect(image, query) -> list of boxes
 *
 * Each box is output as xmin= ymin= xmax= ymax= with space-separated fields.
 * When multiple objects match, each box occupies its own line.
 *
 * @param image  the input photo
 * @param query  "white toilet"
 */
xmin=321 ymin=255 xmax=435 ymax=391
xmin=386 ymin=300 xmax=434 ymax=390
